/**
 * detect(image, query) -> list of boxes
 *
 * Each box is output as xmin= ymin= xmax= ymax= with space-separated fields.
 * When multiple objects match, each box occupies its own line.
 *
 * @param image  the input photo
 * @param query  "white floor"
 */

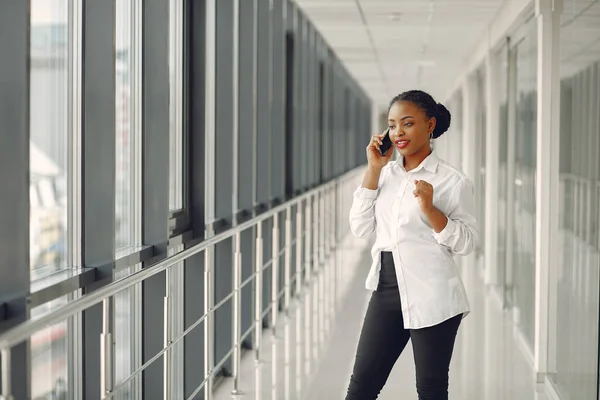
xmin=213 ymin=235 xmax=549 ymax=400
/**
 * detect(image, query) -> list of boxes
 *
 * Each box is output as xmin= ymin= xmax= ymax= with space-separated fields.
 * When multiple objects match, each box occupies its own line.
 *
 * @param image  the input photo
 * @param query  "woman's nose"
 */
xmin=392 ymin=128 xmax=404 ymax=137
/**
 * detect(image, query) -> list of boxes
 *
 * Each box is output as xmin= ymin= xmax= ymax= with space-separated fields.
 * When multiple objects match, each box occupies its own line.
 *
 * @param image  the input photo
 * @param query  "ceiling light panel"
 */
xmin=295 ymin=0 xmax=506 ymax=106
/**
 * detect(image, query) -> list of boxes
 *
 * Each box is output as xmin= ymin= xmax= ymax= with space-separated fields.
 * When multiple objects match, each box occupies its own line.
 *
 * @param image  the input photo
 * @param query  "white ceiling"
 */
xmin=295 ymin=0 xmax=506 ymax=108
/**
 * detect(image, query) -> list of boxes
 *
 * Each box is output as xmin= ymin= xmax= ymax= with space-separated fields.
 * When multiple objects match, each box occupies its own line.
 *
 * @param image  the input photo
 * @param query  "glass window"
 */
xmin=30 ymin=0 xmax=69 ymax=281
xmin=511 ymin=21 xmax=538 ymax=349
xmin=550 ymin=1 xmax=600 ymax=397
xmin=116 ymin=0 xmax=140 ymax=252
xmin=30 ymin=297 xmax=70 ymax=399
xmin=115 ymin=1 xmax=142 ymax=398
xmin=29 ymin=0 xmax=71 ymax=396
xmin=169 ymin=0 xmax=184 ymax=211
xmin=495 ymin=43 xmax=510 ymax=295
xmin=473 ymin=67 xmax=487 ymax=262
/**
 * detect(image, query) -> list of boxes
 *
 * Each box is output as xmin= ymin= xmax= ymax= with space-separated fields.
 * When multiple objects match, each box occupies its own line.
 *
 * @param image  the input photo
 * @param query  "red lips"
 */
xmin=395 ymin=140 xmax=409 ymax=149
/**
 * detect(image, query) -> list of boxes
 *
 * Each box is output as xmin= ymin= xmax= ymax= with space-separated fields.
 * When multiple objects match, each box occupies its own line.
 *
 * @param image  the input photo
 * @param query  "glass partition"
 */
xmin=472 ymin=68 xmax=487 ymax=264
xmin=511 ymin=21 xmax=538 ymax=350
xmin=115 ymin=1 xmax=143 ymax=397
xmin=29 ymin=1 xmax=71 ymax=397
xmin=495 ymin=42 xmax=510 ymax=299
xmin=549 ymin=1 xmax=600 ymax=397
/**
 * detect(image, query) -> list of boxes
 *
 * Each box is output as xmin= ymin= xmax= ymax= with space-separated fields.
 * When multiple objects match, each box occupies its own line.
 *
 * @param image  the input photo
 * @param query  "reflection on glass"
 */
xmin=495 ymin=44 xmax=509 ymax=293
xmin=114 ymin=1 xmax=142 ymax=398
xmin=169 ymin=0 xmax=184 ymax=211
xmin=114 ymin=265 xmax=141 ymax=399
xmin=30 ymin=0 xmax=71 ymax=397
xmin=30 ymin=297 xmax=70 ymax=399
xmin=474 ymin=68 xmax=487 ymax=261
xmin=551 ymin=1 xmax=600 ymax=398
xmin=116 ymin=0 xmax=135 ymax=252
xmin=512 ymin=23 xmax=538 ymax=349
xmin=436 ymin=91 xmax=463 ymax=171
xmin=30 ymin=0 xmax=69 ymax=281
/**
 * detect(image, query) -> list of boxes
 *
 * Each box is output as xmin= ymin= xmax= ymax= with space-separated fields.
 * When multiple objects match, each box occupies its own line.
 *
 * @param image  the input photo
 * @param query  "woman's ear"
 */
xmin=428 ymin=117 xmax=437 ymax=133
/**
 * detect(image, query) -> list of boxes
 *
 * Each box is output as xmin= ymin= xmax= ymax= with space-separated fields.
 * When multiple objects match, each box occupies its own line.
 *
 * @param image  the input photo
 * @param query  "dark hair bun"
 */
xmin=433 ymin=103 xmax=451 ymax=139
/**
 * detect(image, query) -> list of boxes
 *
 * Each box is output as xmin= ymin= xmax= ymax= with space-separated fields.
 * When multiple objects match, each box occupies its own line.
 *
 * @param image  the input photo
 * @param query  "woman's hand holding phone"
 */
xmin=366 ymin=130 xmax=394 ymax=170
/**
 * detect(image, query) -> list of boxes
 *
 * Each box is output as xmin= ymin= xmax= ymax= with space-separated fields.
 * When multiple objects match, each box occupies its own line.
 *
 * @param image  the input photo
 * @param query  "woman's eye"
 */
xmin=388 ymin=126 xmax=395 ymax=130
xmin=404 ymin=123 xmax=413 ymax=127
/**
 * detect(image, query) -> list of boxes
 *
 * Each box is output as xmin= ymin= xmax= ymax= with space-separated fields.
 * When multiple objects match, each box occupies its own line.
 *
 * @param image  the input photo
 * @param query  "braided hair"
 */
xmin=389 ymin=90 xmax=451 ymax=139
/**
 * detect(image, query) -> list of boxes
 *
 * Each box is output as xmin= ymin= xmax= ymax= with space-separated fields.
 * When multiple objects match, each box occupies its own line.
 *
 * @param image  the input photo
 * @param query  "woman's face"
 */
xmin=387 ymin=101 xmax=436 ymax=158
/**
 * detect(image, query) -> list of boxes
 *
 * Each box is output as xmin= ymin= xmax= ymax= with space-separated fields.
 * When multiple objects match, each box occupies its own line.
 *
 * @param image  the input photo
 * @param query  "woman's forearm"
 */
xmin=423 ymin=206 xmax=449 ymax=233
xmin=362 ymin=167 xmax=383 ymax=190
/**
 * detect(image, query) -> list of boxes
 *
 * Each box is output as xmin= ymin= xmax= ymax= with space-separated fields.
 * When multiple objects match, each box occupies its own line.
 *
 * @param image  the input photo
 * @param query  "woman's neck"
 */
xmin=403 ymin=145 xmax=432 ymax=172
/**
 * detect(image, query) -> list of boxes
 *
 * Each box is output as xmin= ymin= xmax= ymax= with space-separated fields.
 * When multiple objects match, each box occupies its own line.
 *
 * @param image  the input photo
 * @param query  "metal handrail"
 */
xmin=0 ymin=172 xmax=354 ymax=350
xmin=0 ymin=166 xmax=364 ymax=400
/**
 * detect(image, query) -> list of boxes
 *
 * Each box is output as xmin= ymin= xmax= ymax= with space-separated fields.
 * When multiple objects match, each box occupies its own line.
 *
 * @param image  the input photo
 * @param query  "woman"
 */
xmin=346 ymin=90 xmax=478 ymax=400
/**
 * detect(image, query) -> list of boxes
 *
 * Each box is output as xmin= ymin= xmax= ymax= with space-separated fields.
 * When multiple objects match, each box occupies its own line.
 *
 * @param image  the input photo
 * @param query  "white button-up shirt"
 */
xmin=349 ymin=151 xmax=478 ymax=329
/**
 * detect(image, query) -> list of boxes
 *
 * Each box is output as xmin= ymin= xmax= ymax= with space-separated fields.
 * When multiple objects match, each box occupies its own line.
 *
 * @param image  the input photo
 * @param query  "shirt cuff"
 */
xmin=353 ymin=185 xmax=379 ymax=199
xmin=432 ymin=218 xmax=457 ymax=244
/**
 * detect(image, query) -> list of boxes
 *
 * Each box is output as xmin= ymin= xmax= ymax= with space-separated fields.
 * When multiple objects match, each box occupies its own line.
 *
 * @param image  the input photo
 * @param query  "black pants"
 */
xmin=346 ymin=252 xmax=462 ymax=400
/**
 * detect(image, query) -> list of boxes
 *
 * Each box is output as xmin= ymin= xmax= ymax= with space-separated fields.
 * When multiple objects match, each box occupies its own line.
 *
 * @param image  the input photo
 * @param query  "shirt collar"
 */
xmin=395 ymin=150 xmax=439 ymax=173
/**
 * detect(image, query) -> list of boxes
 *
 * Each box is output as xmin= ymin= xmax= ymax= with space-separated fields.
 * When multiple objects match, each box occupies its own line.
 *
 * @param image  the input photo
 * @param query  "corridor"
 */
xmin=214 ymin=234 xmax=542 ymax=400
xmin=0 ymin=0 xmax=598 ymax=399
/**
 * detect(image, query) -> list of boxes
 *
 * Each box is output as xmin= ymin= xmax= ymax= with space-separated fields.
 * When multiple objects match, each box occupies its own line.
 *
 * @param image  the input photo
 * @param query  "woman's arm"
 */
xmin=349 ymin=166 xmax=386 ymax=238
xmin=430 ymin=177 xmax=479 ymax=255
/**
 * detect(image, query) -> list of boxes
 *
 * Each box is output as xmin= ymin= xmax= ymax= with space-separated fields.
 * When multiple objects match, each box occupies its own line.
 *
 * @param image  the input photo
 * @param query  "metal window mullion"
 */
xmin=267 ymin=0 xmax=274 ymax=202
xmin=232 ymin=0 xmax=240 ymax=217
xmin=251 ymin=0 xmax=258 ymax=209
xmin=0 ymin=2 xmax=30 ymax=398
xmin=67 ymin=0 xmax=84 ymax=398
xmin=79 ymin=0 xmax=117 ymax=397
xmin=140 ymin=0 xmax=171 ymax=397
xmin=131 ymin=1 xmax=144 ymax=396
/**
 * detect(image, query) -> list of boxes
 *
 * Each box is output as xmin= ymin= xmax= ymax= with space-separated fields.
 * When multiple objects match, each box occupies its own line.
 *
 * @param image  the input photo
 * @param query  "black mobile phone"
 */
xmin=379 ymin=128 xmax=392 ymax=156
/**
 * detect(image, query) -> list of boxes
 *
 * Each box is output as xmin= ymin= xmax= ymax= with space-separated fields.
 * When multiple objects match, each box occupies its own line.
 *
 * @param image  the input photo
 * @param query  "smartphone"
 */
xmin=378 ymin=128 xmax=392 ymax=156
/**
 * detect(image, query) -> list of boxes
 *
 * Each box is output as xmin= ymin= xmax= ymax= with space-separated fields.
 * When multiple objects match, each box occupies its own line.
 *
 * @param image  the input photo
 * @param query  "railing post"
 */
xmin=100 ymin=298 xmax=114 ymax=399
xmin=313 ymin=192 xmax=323 ymax=351
xmin=304 ymin=195 xmax=312 ymax=284
xmin=312 ymin=193 xmax=319 ymax=273
xmin=231 ymin=232 xmax=243 ymax=395
xmin=319 ymin=189 xmax=325 ymax=264
xmin=0 ymin=349 xmax=13 ymax=400
xmin=204 ymin=247 xmax=214 ymax=400
xmin=164 ymin=270 xmax=173 ymax=399
xmin=330 ymin=184 xmax=336 ymax=253
xmin=334 ymin=182 xmax=341 ymax=306
xmin=328 ymin=185 xmax=335 ymax=332
xmin=295 ymin=201 xmax=303 ymax=297
xmin=284 ymin=207 xmax=292 ymax=312
xmin=317 ymin=193 xmax=326 ymax=348
xmin=254 ymin=223 xmax=263 ymax=361
xmin=271 ymin=213 xmax=280 ymax=332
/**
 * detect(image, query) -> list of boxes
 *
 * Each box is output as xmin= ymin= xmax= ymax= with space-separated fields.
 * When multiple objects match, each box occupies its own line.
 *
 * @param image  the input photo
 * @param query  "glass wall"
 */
xmin=473 ymin=67 xmax=487 ymax=263
xmin=7 ymin=0 xmax=373 ymax=397
xmin=114 ymin=0 xmax=143 ymax=398
xmin=29 ymin=0 xmax=69 ymax=281
xmin=169 ymin=0 xmax=185 ymax=212
xmin=495 ymin=42 xmax=510 ymax=297
xmin=436 ymin=90 xmax=463 ymax=170
xmin=511 ymin=21 xmax=538 ymax=349
xmin=550 ymin=1 xmax=600 ymax=398
xmin=29 ymin=1 xmax=71 ymax=397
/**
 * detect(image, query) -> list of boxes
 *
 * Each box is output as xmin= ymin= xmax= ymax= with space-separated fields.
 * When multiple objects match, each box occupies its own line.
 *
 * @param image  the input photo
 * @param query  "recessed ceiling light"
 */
xmin=389 ymin=12 xmax=401 ymax=22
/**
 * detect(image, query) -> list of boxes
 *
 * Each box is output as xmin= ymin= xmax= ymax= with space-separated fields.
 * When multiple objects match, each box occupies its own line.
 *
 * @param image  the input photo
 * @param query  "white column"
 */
xmin=484 ymin=53 xmax=499 ymax=286
xmin=534 ymin=0 xmax=562 ymax=381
